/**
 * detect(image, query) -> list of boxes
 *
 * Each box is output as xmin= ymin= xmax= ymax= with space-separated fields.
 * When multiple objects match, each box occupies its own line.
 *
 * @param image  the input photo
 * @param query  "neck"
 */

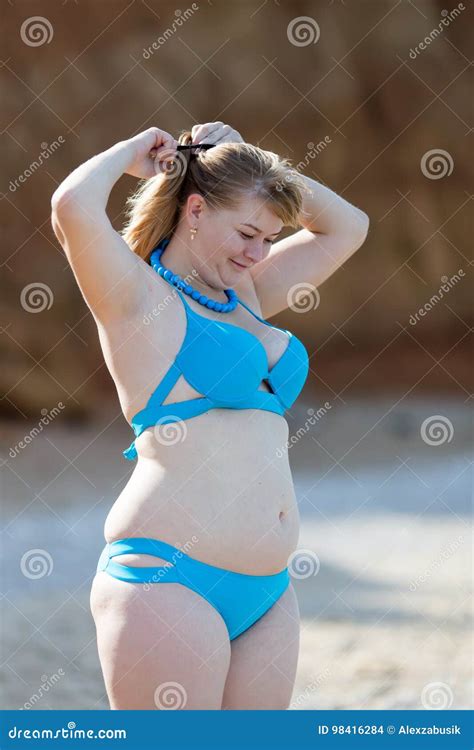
xmin=159 ymin=235 xmax=229 ymax=300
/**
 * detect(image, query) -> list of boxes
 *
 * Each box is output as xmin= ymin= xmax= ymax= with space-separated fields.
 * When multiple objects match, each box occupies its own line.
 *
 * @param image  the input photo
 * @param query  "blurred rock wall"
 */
xmin=2 ymin=0 xmax=472 ymax=419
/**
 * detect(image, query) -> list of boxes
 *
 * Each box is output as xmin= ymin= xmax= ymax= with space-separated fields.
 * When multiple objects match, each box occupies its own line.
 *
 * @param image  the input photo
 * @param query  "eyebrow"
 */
xmin=241 ymin=223 xmax=283 ymax=237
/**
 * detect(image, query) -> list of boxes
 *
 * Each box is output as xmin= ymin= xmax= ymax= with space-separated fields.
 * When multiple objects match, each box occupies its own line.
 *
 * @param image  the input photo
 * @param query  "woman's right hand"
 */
xmin=122 ymin=127 xmax=178 ymax=179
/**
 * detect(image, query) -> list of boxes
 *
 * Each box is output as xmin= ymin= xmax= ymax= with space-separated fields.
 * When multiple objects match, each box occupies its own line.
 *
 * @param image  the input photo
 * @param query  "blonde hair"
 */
xmin=121 ymin=130 xmax=308 ymax=262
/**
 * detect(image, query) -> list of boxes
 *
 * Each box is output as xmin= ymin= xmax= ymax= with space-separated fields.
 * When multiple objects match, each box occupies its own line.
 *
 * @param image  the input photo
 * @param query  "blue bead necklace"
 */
xmin=149 ymin=237 xmax=238 ymax=313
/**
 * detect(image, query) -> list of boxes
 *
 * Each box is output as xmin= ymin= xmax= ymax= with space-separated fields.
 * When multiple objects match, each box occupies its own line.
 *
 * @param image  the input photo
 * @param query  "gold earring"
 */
xmin=190 ymin=227 xmax=197 ymax=240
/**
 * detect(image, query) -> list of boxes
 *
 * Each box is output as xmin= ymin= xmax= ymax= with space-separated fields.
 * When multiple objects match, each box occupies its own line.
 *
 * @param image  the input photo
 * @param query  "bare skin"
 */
xmin=51 ymin=124 xmax=369 ymax=709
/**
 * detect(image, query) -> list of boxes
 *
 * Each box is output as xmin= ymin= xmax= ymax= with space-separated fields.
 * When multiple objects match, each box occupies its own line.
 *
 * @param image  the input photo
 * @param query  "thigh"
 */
xmin=90 ymin=571 xmax=231 ymax=709
xmin=221 ymin=582 xmax=300 ymax=710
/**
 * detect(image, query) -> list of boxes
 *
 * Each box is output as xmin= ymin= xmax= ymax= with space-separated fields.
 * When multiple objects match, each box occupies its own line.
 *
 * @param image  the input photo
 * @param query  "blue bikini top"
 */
xmin=123 ymin=277 xmax=310 ymax=460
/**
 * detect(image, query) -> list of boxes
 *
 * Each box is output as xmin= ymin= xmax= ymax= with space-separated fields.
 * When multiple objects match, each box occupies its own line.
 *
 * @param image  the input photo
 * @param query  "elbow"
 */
xmin=51 ymin=186 xmax=106 ymax=225
xmin=343 ymin=210 xmax=369 ymax=256
xmin=50 ymin=192 xmax=68 ymax=246
xmin=352 ymin=206 xmax=370 ymax=234
xmin=350 ymin=209 xmax=370 ymax=245
xmin=50 ymin=189 xmax=86 ymax=245
xmin=51 ymin=188 xmax=79 ymax=218
xmin=51 ymin=189 xmax=93 ymax=234
xmin=336 ymin=203 xmax=370 ymax=242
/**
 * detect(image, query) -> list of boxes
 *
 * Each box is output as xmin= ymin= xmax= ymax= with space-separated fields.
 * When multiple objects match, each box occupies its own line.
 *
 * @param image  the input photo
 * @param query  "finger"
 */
xmin=213 ymin=124 xmax=233 ymax=139
xmin=212 ymin=127 xmax=237 ymax=144
xmin=193 ymin=122 xmax=225 ymax=144
xmin=192 ymin=121 xmax=224 ymax=137
xmin=152 ymin=128 xmax=177 ymax=152
xmin=155 ymin=136 xmax=178 ymax=162
xmin=160 ymin=133 xmax=178 ymax=151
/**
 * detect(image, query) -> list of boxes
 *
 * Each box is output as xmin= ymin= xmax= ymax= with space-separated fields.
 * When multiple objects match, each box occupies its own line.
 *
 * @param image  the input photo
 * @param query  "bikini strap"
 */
xmin=174 ymin=286 xmax=190 ymax=308
xmin=157 ymin=275 xmax=193 ymax=313
xmin=236 ymin=296 xmax=270 ymax=326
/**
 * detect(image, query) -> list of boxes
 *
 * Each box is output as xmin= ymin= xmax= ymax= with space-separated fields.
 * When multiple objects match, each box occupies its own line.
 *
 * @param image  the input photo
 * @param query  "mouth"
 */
xmin=230 ymin=259 xmax=251 ymax=270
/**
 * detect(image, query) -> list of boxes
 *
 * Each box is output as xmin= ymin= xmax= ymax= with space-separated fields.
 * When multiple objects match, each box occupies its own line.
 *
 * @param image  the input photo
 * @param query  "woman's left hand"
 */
xmin=191 ymin=122 xmax=244 ymax=146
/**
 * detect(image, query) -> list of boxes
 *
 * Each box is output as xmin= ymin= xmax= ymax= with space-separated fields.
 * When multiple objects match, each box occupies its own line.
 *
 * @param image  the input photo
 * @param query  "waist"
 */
xmin=105 ymin=419 xmax=299 ymax=574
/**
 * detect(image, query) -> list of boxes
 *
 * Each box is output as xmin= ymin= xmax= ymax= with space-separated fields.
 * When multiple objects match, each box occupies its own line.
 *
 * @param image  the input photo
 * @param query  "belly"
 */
xmin=103 ymin=410 xmax=300 ymax=575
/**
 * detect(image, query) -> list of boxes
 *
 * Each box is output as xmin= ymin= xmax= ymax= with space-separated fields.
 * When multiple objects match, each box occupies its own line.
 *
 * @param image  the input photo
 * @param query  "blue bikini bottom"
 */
xmin=96 ymin=537 xmax=290 ymax=641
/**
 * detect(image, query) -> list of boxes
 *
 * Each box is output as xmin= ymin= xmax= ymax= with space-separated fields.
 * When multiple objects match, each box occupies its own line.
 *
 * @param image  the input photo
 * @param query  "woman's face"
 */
xmin=188 ymin=194 xmax=284 ymax=287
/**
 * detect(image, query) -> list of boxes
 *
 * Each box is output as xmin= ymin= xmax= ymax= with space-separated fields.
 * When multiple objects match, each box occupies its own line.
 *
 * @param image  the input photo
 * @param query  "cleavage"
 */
xmin=185 ymin=299 xmax=290 ymax=372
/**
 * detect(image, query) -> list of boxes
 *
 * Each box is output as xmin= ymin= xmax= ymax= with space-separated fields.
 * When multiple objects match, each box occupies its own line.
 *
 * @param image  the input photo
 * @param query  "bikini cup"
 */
xmin=173 ymin=287 xmax=309 ymax=407
xmin=176 ymin=300 xmax=275 ymax=402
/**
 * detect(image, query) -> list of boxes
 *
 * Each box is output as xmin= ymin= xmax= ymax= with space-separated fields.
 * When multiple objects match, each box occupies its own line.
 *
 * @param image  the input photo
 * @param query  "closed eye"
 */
xmin=240 ymin=231 xmax=274 ymax=244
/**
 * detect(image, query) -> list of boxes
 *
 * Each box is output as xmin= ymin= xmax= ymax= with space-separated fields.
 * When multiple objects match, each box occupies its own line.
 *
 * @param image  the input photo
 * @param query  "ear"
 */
xmin=186 ymin=193 xmax=206 ymax=223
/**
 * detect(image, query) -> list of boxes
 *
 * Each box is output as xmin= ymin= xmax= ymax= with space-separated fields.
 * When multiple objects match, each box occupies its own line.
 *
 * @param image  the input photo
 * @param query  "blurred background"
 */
xmin=1 ymin=0 xmax=472 ymax=710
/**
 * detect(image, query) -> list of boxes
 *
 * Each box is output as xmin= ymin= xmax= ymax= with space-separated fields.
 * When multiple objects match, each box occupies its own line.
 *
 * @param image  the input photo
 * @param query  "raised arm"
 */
xmin=250 ymin=174 xmax=370 ymax=319
xmin=50 ymin=128 xmax=177 ymax=325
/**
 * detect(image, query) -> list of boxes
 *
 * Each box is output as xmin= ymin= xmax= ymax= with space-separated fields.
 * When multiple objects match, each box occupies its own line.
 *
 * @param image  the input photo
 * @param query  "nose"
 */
xmin=243 ymin=239 xmax=267 ymax=264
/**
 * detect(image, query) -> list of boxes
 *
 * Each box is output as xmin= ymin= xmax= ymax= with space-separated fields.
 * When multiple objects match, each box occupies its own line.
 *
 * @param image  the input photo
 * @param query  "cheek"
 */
xmin=216 ymin=232 xmax=241 ymax=257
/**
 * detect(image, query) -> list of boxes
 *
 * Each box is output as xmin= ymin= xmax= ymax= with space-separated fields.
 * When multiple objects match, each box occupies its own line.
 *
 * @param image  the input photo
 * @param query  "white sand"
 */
xmin=1 ymin=396 xmax=472 ymax=709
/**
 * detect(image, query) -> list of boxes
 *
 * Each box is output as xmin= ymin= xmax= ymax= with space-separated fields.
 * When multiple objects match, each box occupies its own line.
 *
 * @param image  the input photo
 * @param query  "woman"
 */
xmin=51 ymin=122 xmax=369 ymax=710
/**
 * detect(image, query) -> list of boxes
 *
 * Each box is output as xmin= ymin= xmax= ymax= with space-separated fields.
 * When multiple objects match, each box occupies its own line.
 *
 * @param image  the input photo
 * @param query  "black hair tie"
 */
xmin=176 ymin=143 xmax=216 ymax=151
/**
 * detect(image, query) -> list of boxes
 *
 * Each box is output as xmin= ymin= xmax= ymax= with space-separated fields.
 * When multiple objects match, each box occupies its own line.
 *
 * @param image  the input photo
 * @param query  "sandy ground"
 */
xmin=1 ymin=395 xmax=472 ymax=710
